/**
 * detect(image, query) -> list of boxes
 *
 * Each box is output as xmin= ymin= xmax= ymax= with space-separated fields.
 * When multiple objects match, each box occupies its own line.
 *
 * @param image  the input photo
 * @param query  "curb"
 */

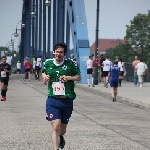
xmin=76 ymin=84 xmax=150 ymax=109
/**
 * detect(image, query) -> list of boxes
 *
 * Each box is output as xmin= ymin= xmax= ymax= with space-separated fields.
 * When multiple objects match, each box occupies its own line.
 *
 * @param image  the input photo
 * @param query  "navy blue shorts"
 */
xmin=46 ymin=96 xmax=73 ymax=124
xmin=110 ymin=80 xmax=118 ymax=87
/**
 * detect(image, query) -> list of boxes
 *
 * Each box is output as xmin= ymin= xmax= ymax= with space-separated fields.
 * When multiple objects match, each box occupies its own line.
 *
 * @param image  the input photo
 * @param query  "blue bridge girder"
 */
xmin=20 ymin=0 xmax=90 ymax=83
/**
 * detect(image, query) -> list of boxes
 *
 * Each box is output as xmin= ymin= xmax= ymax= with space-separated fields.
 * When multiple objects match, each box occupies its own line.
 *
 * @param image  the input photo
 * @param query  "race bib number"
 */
xmin=1 ymin=71 xmax=6 ymax=77
xmin=52 ymin=82 xmax=65 ymax=95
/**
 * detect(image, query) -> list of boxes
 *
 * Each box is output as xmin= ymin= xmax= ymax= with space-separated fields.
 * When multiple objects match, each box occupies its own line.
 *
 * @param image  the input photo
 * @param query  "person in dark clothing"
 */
xmin=100 ymin=54 xmax=106 ymax=78
xmin=0 ymin=56 xmax=11 ymax=101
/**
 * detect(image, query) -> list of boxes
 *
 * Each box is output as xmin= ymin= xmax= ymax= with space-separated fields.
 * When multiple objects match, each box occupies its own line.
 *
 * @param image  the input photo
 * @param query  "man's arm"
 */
xmin=42 ymin=72 xmax=50 ymax=83
xmin=60 ymin=74 xmax=81 ymax=82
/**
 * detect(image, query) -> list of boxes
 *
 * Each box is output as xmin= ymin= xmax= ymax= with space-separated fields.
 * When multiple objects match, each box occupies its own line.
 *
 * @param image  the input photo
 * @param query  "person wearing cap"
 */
xmin=108 ymin=60 xmax=120 ymax=102
xmin=16 ymin=61 xmax=21 ymax=74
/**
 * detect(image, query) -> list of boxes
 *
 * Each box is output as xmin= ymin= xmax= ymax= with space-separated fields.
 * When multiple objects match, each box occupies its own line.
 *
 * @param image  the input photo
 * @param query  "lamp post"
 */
xmin=30 ymin=0 xmax=51 ymax=59
xmin=93 ymin=0 xmax=100 ymax=85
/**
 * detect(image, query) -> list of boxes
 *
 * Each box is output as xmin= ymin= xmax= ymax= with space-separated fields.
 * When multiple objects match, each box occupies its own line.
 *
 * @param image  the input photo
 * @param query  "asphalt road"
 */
xmin=0 ymin=75 xmax=150 ymax=150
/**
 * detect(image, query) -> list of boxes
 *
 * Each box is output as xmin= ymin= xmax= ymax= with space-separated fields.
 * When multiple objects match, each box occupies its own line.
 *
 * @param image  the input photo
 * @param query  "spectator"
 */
xmin=135 ymin=58 xmax=148 ymax=87
xmin=132 ymin=56 xmax=140 ymax=86
xmin=16 ymin=61 xmax=21 ymax=74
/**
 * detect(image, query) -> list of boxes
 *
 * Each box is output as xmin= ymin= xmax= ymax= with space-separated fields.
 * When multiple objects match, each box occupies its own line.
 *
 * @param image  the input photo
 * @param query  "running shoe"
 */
xmin=88 ymin=85 xmax=90 ymax=87
xmin=59 ymin=135 xmax=65 ymax=149
xmin=92 ymin=84 xmax=95 ymax=87
xmin=1 ymin=96 xmax=6 ymax=101
xmin=112 ymin=97 xmax=116 ymax=102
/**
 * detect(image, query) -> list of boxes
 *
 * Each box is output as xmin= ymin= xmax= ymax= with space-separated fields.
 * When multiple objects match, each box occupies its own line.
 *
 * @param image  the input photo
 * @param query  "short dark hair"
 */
xmin=106 ymin=55 xmax=109 ymax=59
xmin=140 ymin=58 xmax=143 ymax=62
xmin=53 ymin=42 xmax=67 ymax=54
xmin=114 ymin=60 xmax=118 ymax=65
xmin=1 ymin=56 xmax=6 ymax=59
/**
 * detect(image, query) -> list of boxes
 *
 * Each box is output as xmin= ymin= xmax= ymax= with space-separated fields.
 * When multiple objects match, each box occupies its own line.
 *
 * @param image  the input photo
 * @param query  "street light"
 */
xmin=31 ymin=11 xmax=36 ymax=18
xmin=93 ymin=0 xmax=100 ymax=85
xmin=45 ymin=0 xmax=51 ymax=6
xmin=30 ymin=1 xmax=51 ymax=59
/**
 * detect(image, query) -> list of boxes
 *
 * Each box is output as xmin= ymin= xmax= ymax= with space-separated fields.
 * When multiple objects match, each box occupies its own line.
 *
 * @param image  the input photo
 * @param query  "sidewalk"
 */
xmin=76 ymin=81 xmax=150 ymax=109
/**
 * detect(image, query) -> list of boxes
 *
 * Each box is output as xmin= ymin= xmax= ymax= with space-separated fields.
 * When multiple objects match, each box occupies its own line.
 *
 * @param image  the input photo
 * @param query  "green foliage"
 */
xmin=124 ymin=11 xmax=150 ymax=63
xmin=105 ymin=43 xmax=134 ymax=62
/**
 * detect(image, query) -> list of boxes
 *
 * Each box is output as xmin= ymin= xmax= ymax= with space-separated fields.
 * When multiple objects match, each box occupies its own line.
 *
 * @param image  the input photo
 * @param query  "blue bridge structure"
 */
xmin=19 ymin=0 xmax=91 ymax=83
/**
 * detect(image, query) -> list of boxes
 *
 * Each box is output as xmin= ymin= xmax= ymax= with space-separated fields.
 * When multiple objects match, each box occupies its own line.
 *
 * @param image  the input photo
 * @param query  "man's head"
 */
xmin=53 ymin=42 xmax=67 ymax=61
xmin=135 ymin=56 xmax=138 ymax=60
xmin=114 ymin=60 xmax=118 ymax=66
xmin=140 ymin=58 xmax=143 ymax=62
xmin=89 ymin=55 xmax=92 ymax=60
xmin=1 ymin=56 xmax=7 ymax=63
xmin=106 ymin=55 xmax=109 ymax=60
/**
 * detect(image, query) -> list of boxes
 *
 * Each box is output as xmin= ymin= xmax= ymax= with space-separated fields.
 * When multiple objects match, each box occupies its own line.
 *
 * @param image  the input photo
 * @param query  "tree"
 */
xmin=105 ymin=43 xmax=134 ymax=62
xmin=124 ymin=11 xmax=150 ymax=62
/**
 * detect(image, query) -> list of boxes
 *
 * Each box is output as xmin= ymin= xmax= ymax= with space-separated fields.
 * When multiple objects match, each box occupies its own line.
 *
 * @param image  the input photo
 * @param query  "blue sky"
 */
xmin=0 ymin=0 xmax=150 ymax=48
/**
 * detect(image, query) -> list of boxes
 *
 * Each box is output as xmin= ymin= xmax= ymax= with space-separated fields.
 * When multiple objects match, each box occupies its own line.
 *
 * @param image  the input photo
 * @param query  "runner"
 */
xmin=16 ymin=61 xmax=21 ymax=74
xmin=0 ymin=56 xmax=11 ymax=101
xmin=42 ymin=42 xmax=81 ymax=150
xmin=108 ymin=60 xmax=120 ymax=102
xmin=86 ymin=55 xmax=94 ymax=87
xmin=24 ymin=58 xmax=31 ymax=81
xmin=102 ymin=55 xmax=112 ymax=87
xmin=118 ymin=58 xmax=126 ymax=87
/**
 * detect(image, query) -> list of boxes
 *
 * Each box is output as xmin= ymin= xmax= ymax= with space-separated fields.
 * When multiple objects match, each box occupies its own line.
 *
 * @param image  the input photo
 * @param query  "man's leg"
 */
xmin=87 ymin=74 xmax=90 ymax=86
xmin=51 ymin=119 xmax=61 ymax=150
xmin=28 ymin=71 xmax=30 ymax=81
xmin=114 ymin=88 xmax=118 ymax=98
xmin=1 ymin=81 xmax=7 ymax=101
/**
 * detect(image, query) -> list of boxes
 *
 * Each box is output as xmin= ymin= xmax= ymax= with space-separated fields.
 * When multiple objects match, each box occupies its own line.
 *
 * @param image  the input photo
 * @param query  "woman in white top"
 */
xmin=135 ymin=58 xmax=148 ymax=87
xmin=118 ymin=58 xmax=126 ymax=87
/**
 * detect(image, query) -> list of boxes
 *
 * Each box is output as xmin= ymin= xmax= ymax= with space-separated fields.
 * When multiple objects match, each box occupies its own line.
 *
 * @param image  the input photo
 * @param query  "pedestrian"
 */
xmin=42 ymin=42 xmax=81 ymax=150
xmin=16 ymin=61 xmax=21 ymax=74
xmin=132 ymin=56 xmax=140 ymax=86
xmin=135 ymin=58 xmax=148 ymax=87
xmin=35 ymin=56 xmax=41 ymax=80
xmin=108 ymin=60 xmax=120 ymax=102
xmin=24 ymin=58 xmax=31 ymax=81
xmin=118 ymin=58 xmax=126 ymax=87
xmin=102 ymin=55 xmax=112 ymax=87
xmin=6 ymin=53 xmax=12 ymax=66
xmin=0 ymin=56 xmax=11 ymax=101
xmin=86 ymin=55 xmax=94 ymax=87
xmin=100 ymin=54 xmax=105 ymax=81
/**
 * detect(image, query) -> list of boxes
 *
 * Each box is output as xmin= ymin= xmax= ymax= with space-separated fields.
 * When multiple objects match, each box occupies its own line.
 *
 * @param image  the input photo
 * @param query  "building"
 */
xmin=90 ymin=38 xmax=125 ymax=55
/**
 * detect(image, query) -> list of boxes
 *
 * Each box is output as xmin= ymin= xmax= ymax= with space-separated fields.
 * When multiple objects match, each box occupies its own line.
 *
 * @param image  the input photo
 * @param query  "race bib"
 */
xmin=52 ymin=82 xmax=65 ymax=95
xmin=1 ymin=71 xmax=6 ymax=77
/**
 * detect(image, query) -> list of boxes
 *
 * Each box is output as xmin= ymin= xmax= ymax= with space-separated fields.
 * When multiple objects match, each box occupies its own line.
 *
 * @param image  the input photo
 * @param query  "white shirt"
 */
xmin=36 ymin=58 xmax=42 ymax=67
xmin=6 ymin=56 xmax=12 ymax=65
xmin=16 ymin=62 xmax=21 ymax=69
xmin=136 ymin=62 xmax=148 ymax=75
xmin=103 ymin=59 xmax=111 ymax=71
xmin=118 ymin=62 xmax=124 ymax=72
xmin=86 ymin=59 xmax=92 ymax=69
xmin=33 ymin=60 xmax=36 ymax=69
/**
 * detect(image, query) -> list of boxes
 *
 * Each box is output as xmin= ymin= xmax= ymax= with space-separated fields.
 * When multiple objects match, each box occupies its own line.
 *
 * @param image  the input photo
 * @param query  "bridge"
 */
xmin=18 ymin=0 xmax=91 ymax=83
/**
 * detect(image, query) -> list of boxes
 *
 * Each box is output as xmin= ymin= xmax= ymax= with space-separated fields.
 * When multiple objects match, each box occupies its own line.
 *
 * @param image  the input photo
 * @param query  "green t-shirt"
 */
xmin=43 ymin=58 xmax=80 ymax=99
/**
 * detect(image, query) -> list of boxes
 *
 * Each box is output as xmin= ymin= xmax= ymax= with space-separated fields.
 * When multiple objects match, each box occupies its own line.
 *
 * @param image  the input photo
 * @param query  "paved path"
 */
xmin=76 ymin=81 xmax=150 ymax=109
xmin=0 ymin=74 xmax=150 ymax=150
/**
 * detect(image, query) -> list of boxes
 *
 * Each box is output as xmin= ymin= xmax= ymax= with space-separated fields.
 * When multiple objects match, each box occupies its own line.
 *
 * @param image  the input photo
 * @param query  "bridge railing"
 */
xmin=124 ymin=62 xmax=150 ymax=82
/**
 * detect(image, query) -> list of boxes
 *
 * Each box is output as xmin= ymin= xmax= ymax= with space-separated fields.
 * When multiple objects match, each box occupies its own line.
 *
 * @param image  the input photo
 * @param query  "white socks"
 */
xmin=92 ymin=77 xmax=94 ymax=85
xmin=87 ymin=79 xmax=90 ymax=85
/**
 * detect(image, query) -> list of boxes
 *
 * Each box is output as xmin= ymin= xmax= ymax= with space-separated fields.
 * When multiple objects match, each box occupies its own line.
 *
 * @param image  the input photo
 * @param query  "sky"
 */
xmin=0 ymin=0 xmax=150 ymax=48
